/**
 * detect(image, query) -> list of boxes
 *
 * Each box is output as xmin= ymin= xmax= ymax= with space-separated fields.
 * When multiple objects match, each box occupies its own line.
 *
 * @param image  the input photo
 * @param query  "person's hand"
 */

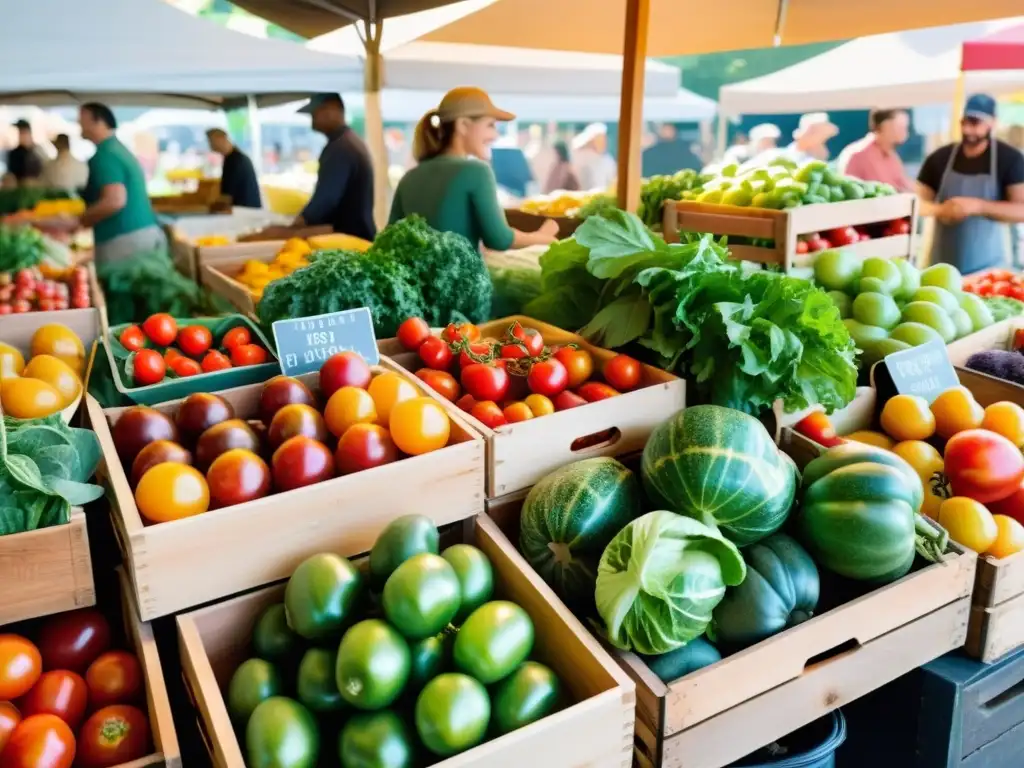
xmin=538 ymin=218 xmax=560 ymax=241
xmin=946 ymin=197 xmax=984 ymax=218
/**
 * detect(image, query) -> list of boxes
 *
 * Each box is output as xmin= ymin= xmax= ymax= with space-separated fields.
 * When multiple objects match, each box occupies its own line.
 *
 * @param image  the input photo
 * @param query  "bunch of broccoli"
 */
xmin=257 ymin=216 xmax=493 ymax=338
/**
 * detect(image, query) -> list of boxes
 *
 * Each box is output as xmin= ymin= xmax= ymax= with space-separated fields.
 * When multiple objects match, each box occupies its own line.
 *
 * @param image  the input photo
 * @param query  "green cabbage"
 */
xmin=596 ymin=511 xmax=746 ymax=655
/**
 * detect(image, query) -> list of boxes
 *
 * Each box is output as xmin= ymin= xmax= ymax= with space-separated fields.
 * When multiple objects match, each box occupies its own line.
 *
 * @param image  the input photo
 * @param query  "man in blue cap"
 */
xmin=918 ymin=93 xmax=1024 ymax=273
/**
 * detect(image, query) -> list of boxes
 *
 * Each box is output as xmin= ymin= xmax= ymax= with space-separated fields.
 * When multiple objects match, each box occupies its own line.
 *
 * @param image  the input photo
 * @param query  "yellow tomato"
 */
xmin=524 ymin=394 xmax=555 ymax=417
xmin=389 ymin=397 xmax=451 ymax=455
xmin=242 ymin=260 xmax=270 ymax=276
xmin=892 ymin=441 xmax=944 ymax=483
xmin=0 ymin=343 xmax=25 ymax=379
xmin=982 ymin=401 xmax=1024 ymax=448
xmin=922 ymin=487 xmax=945 ymax=520
xmin=367 ymin=373 xmax=418 ymax=426
xmin=280 ymin=238 xmax=312 ymax=256
xmin=324 ymin=386 xmax=378 ymax=438
xmin=938 ymin=497 xmax=998 ymax=553
xmin=30 ymin=324 xmax=85 ymax=377
xmin=135 ymin=463 xmax=210 ymax=524
xmin=988 ymin=515 xmax=1024 ymax=559
xmin=931 ymin=386 xmax=984 ymax=440
xmin=880 ymin=394 xmax=935 ymax=441
xmin=0 ymin=377 xmax=64 ymax=419
xmin=21 ymin=355 xmax=81 ymax=408
xmin=845 ymin=430 xmax=895 ymax=450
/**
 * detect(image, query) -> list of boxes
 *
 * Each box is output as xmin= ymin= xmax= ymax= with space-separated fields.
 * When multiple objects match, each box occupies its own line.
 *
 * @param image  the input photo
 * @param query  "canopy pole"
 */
xmin=362 ymin=20 xmax=389 ymax=230
xmin=716 ymin=114 xmax=728 ymax=159
xmin=951 ymin=71 xmax=966 ymax=142
xmin=246 ymin=94 xmax=264 ymax=178
xmin=615 ymin=0 xmax=650 ymax=213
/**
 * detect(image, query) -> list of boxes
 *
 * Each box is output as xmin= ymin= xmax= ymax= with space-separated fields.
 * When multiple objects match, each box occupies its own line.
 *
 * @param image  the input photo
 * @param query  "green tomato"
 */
xmin=862 ymin=338 xmax=913 ymax=367
xmin=889 ymin=322 xmax=942 ymax=348
xmin=892 ymin=258 xmax=921 ymax=300
xmin=911 ymin=286 xmax=960 ymax=314
xmin=858 ymin=276 xmax=894 ymax=296
xmin=827 ymin=291 xmax=852 ymax=319
xmin=253 ymin=603 xmax=300 ymax=663
xmin=813 ymin=249 xmax=861 ymax=292
xmin=958 ymin=291 xmax=995 ymax=332
xmin=229 ymin=658 xmax=282 ymax=726
xmin=407 ymin=633 xmax=449 ymax=694
xmin=453 ymin=601 xmax=534 ymax=684
xmin=843 ymin=318 xmax=889 ymax=354
xmin=285 ymin=553 xmax=363 ymax=640
xmin=415 ymin=673 xmax=490 ymax=757
xmin=441 ymin=544 xmax=494 ymax=623
xmin=297 ymin=648 xmax=345 ymax=713
xmin=900 ymin=302 xmax=957 ymax=342
xmin=491 ymin=662 xmax=562 ymax=736
xmin=921 ymin=263 xmax=963 ymax=293
xmin=246 ymin=697 xmax=319 ymax=768
xmin=336 ymin=620 xmax=410 ymax=710
xmin=860 ymin=258 xmax=902 ymax=295
xmin=950 ymin=307 xmax=974 ymax=339
xmin=383 ymin=553 xmax=461 ymax=640
xmin=370 ymin=514 xmax=440 ymax=588
xmin=852 ymin=292 xmax=901 ymax=330
xmin=339 ymin=711 xmax=415 ymax=768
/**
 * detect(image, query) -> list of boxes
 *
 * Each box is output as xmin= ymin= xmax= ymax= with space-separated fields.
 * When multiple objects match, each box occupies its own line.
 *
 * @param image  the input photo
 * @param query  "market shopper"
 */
xmin=4 ymin=120 xmax=43 ymax=184
xmin=40 ymin=134 xmax=89 ymax=193
xmin=918 ymin=94 xmax=1024 ymax=274
xmin=748 ymin=113 xmax=837 ymax=168
xmin=572 ymin=123 xmax=617 ymax=191
xmin=837 ymin=109 xmax=914 ymax=192
xmin=723 ymin=123 xmax=780 ymax=165
xmin=543 ymin=141 xmax=580 ymax=193
xmin=389 ymin=87 xmax=559 ymax=251
xmin=206 ymin=129 xmax=262 ymax=209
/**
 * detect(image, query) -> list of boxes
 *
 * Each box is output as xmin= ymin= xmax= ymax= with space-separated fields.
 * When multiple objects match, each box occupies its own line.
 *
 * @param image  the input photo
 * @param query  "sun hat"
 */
xmin=432 ymin=87 xmax=515 ymax=123
xmin=571 ymin=123 xmax=608 ymax=150
xmin=749 ymin=123 xmax=781 ymax=142
xmin=793 ymin=112 xmax=838 ymax=139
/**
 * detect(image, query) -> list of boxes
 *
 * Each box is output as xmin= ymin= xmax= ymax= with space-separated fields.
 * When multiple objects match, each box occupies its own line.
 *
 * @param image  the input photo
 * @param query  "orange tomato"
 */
xmin=134 ymin=463 xmax=210 ymax=524
xmin=938 ymin=497 xmax=998 ymax=553
xmin=0 ymin=378 xmax=63 ymax=419
xmin=523 ymin=394 xmax=554 ymax=417
xmin=603 ymin=354 xmax=642 ymax=392
xmin=0 ymin=701 xmax=20 ymax=755
xmin=415 ymin=369 xmax=461 ymax=402
xmin=19 ymin=670 xmax=88 ymax=730
xmin=844 ymin=430 xmax=895 ymax=450
xmin=30 ymin=324 xmax=84 ymax=376
xmin=0 ymin=635 xmax=42 ymax=700
xmin=388 ymin=397 xmax=450 ymax=455
xmin=0 ymin=343 xmax=25 ymax=379
xmin=982 ymin=401 xmax=1024 ymax=448
xmin=553 ymin=348 xmax=593 ymax=389
xmin=892 ymin=441 xmax=944 ymax=483
xmin=880 ymin=394 xmax=935 ymax=441
xmin=367 ymin=373 xmax=418 ymax=426
xmin=503 ymin=402 xmax=534 ymax=423
xmin=85 ymin=651 xmax=142 ymax=709
xmin=989 ymin=515 xmax=1024 ymax=559
xmin=931 ymin=386 xmax=984 ymax=440
xmin=21 ymin=355 xmax=80 ymax=408
xmin=324 ymin=386 xmax=378 ymax=438
xmin=0 ymin=714 xmax=75 ymax=768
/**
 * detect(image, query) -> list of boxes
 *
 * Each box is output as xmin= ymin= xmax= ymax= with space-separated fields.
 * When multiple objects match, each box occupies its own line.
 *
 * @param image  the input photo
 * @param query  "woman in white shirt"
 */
xmin=41 ymin=134 xmax=89 ymax=192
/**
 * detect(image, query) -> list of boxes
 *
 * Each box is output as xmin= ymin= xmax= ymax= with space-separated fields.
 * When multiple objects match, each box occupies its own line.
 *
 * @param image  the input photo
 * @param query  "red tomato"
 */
xmin=945 ymin=429 xmax=1024 ymax=503
xmin=825 ymin=227 xmax=858 ymax=247
xmin=499 ymin=343 xmax=530 ymax=360
xmin=271 ymin=436 xmax=335 ymax=491
xmin=201 ymin=350 xmax=232 ymax=373
xmin=76 ymin=705 xmax=149 ymax=768
xmin=603 ymin=354 xmax=642 ymax=391
xmin=510 ymin=323 xmax=544 ymax=356
xmin=335 ymin=423 xmax=398 ymax=474
xmin=459 ymin=342 xmax=493 ymax=369
xmin=206 ymin=449 xmax=271 ymax=508
xmin=461 ymin=363 xmax=510 ymax=402
xmin=455 ymin=394 xmax=477 ymax=413
xmin=416 ymin=369 xmax=460 ymax=401
xmin=169 ymin=357 xmax=202 ymax=377
xmin=992 ymin=281 xmax=1013 ymax=297
xmin=577 ymin=382 xmax=620 ymax=402
xmin=0 ymin=714 xmax=75 ymax=768
xmin=162 ymin=348 xmax=181 ymax=366
xmin=19 ymin=671 xmax=87 ymax=729
xmin=320 ymin=351 xmax=372 ymax=397
xmin=795 ymin=240 xmax=810 ymax=254
xmin=132 ymin=350 xmax=165 ymax=386
xmin=118 ymin=326 xmax=145 ymax=352
xmin=175 ymin=325 xmax=213 ymax=357
xmin=230 ymin=344 xmax=268 ymax=367
xmin=221 ymin=326 xmax=251 ymax=351
xmin=37 ymin=610 xmax=111 ymax=673
xmin=527 ymin=359 xmax=569 ymax=397
xmin=503 ymin=402 xmax=533 ymax=423
xmin=0 ymin=701 xmax=21 ymax=754
xmin=141 ymin=314 xmax=177 ymax=346
xmin=85 ymin=652 xmax=142 ymax=709
xmin=793 ymin=411 xmax=844 ymax=448
xmin=1012 ymin=285 xmax=1024 ymax=302
xmin=418 ymin=337 xmax=453 ymax=370
xmin=989 ymin=479 xmax=1024 ymax=526
xmin=553 ymin=390 xmax=587 ymax=410
xmin=441 ymin=323 xmax=481 ymax=344
xmin=470 ymin=401 xmax=507 ymax=429
xmin=397 ymin=318 xmax=431 ymax=351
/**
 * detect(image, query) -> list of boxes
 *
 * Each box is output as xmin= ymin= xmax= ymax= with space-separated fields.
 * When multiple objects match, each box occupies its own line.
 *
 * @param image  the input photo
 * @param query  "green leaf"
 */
xmin=6 ymin=453 xmax=50 ymax=495
xmin=0 ymin=505 xmax=26 ymax=536
xmin=579 ymin=293 xmax=652 ymax=348
xmin=67 ymin=429 xmax=102 ymax=482
xmin=36 ymin=496 xmax=70 ymax=529
xmin=575 ymin=210 xmax=655 ymax=263
xmin=44 ymin=477 xmax=105 ymax=507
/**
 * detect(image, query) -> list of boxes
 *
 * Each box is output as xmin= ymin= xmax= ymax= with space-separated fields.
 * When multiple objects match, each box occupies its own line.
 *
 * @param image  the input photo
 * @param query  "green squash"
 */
xmin=520 ymin=457 xmax=641 ymax=610
xmin=639 ymin=637 xmax=721 ymax=683
xmin=642 ymin=405 xmax=798 ymax=546
xmin=711 ymin=533 xmax=819 ymax=649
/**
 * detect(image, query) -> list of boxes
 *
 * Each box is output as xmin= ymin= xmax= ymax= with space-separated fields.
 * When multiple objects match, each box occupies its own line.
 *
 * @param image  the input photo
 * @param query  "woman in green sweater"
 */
xmin=389 ymin=87 xmax=558 ymax=250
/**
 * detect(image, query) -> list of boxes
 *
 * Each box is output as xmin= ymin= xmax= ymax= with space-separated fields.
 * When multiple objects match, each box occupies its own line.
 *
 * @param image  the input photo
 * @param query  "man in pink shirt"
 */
xmin=838 ymin=109 xmax=914 ymax=192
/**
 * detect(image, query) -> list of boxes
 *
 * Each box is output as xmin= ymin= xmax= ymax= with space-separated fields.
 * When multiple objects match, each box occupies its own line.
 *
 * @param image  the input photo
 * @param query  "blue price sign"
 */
xmin=883 ymin=338 xmax=959 ymax=404
xmin=272 ymin=308 xmax=379 ymax=376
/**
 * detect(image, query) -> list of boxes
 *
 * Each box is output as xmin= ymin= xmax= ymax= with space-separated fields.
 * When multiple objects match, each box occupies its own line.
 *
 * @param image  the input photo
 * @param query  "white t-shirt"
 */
xmin=41 ymin=154 xmax=89 ymax=191
xmin=573 ymin=148 xmax=617 ymax=192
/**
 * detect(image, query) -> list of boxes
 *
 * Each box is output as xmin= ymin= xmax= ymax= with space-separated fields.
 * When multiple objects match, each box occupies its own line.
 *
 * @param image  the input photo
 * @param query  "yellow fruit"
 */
xmin=367 ymin=373 xmax=418 ymax=426
xmin=938 ymin=497 xmax=998 ymax=553
xmin=931 ymin=386 xmax=984 ymax=440
xmin=845 ymin=430 xmax=895 ymax=450
xmin=982 ymin=401 xmax=1024 ymax=448
xmin=0 ymin=342 xmax=25 ymax=379
xmin=324 ymin=387 xmax=377 ymax=438
xmin=1 ymin=377 xmax=64 ymax=418
xmin=30 ymin=324 xmax=85 ymax=377
xmin=280 ymin=238 xmax=311 ymax=256
xmin=922 ymin=487 xmax=944 ymax=520
xmin=880 ymin=394 xmax=936 ymax=441
xmin=988 ymin=515 xmax=1024 ymax=559
xmin=307 ymin=233 xmax=372 ymax=252
xmin=22 ymin=355 xmax=81 ymax=408
xmin=892 ymin=441 xmax=944 ymax=483
xmin=242 ymin=260 xmax=270 ymax=276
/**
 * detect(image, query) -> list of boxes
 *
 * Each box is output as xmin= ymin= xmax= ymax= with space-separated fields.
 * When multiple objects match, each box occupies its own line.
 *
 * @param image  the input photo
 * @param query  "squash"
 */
xmin=639 ymin=637 xmax=721 ymax=683
xmin=519 ymin=457 xmax=641 ymax=611
xmin=641 ymin=405 xmax=797 ymax=546
xmin=711 ymin=533 xmax=819 ymax=649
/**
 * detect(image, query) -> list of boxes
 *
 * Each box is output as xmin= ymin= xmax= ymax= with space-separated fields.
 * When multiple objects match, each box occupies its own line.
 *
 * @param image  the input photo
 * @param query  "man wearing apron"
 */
xmin=917 ymin=93 xmax=1024 ymax=275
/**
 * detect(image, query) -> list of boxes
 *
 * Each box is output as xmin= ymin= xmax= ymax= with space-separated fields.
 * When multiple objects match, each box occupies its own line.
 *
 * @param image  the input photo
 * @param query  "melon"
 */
xmin=641 ymin=405 xmax=798 ymax=546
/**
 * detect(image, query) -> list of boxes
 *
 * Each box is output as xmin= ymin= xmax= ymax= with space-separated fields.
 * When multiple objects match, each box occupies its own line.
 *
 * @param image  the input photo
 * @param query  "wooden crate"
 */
xmin=379 ymin=316 xmax=686 ymax=498
xmin=86 ymin=357 xmax=486 ymax=620
xmin=662 ymin=194 xmax=919 ymax=270
xmin=196 ymin=240 xmax=282 ymax=294
xmin=0 ymin=263 xmax=104 ymax=346
xmin=176 ymin=513 xmax=635 ymax=768
xmin=945 ymin=317 xmax=1022 ymax=367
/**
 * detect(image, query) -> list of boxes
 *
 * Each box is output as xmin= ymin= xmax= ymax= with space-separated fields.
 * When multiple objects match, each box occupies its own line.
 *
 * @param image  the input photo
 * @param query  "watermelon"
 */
xmin=641 ymin=405 xmax=797 ymax=546
xmin=520 ymin=457 xmax=641 ymax=611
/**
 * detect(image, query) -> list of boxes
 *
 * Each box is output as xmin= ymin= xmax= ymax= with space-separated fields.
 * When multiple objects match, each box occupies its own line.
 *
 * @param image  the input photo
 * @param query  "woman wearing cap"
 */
xmin=389 ymin=87 xmax=559 ymax=251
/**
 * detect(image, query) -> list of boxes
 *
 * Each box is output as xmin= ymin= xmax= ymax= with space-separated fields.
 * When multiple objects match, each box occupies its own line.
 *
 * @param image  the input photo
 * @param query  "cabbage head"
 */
xmin=596 ymin=510 xmax=746 ymax=655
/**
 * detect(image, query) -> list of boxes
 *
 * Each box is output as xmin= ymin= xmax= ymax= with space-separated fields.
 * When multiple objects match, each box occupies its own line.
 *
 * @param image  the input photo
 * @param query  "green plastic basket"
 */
xmin=105 ymin=314 xmax=278 ymax=405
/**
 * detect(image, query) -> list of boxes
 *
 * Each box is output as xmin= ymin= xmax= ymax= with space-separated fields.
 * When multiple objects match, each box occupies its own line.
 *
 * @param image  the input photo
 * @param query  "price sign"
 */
xmin=882 ymin=338 xmax=959 ymax=404
xmin=272 ymin=308 xmax=379 ymax=376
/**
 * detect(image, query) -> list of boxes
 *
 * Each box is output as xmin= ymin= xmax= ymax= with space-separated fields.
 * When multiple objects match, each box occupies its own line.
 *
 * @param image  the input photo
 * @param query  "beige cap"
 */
xmin=434 ymin=86 xmax=515 ymax=122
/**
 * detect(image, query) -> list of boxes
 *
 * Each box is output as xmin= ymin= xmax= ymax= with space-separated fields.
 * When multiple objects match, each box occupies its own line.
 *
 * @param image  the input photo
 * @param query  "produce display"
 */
xmin=0 ymin=264 xmax=91 ymax=315
xmin=113 ymin=314 xmax=271 ymax=386
xmin=983 ymin=296 xmax=1024 ymax=322
xmin=966 ymin=331 xmax=1024 ymax=386
xmin=0 ymin=188 xmax=74 ymax=217
xmin=518 ymin=191 xmax=598 ymax=217
xmin=224 ymin=515 xmax=562 ymax=767
xmin=0 ymin=226 xmax=48 ymax=273
xmin=963 ymin=268 xmax=1024 ymax=301
xmin=108 ymin=352 xmax=456 ymax=525
xmin=0 ymin=607 xmax=153 ymax=768
xmin=395 ymin=318 xmax=644 ymax=428
xmin=1 ymin=322 xmax=87 ymax=412
xmin=233 ymin=235 xmax=373 ymax=301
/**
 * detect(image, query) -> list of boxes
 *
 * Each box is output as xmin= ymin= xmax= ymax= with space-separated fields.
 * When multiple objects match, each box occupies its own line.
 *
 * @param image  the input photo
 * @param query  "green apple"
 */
xmin=852 ymin=292 xmax=901 ymax=330
xmin=901 ymin=301 xmax=957 ymax=342
xmin=921 ymin=263 xmax=963 ymax=294
xmin=950 ymin=307 xmax=974 ymax=339
xmin=814 ymin=249 xmax=862 ymax=292
xmin=844 ymin=318 xmax=890 ymax=353
xmin=828 ymin=290 xmax=853 ymax=319
xmin=911 ymin=286 xmax=960 ymax=314
xmin=890 ymin=322 xmax=942 ymax=347
xmin=892 ymin=258 xmax=921 ymax=300
xmin=958 ymin=292 xmax=995 ymax=332
xmin=859 ymin=276 xmax=894 ymax=295
xmin=860 ymin=258 xmax=902 ymax=296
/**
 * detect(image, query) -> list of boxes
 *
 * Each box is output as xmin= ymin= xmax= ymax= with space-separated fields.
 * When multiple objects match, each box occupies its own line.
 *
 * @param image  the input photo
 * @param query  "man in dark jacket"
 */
xmin=206 ymin=129 xmax=262 ymax=208
xmin=5 ymin=120 xmax=43 ymax=183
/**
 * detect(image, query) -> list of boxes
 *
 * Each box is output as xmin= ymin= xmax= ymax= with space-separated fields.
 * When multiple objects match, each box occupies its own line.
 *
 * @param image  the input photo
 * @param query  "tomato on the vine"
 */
xmin=442 ymin=323 xmax=481 ymax=344
xmin=510 ymin=323 xmax=544 ymax=356
xmin=603 ymin=355 xmax=641 ymax=391
xmin=1 ymin=714 xmax=75 ymax=768
xmin=77 ymin=705 xmax=150 ymax=768
xmin=0 ymin=635 xmax=41 ymax=699
xmin=577 ymin=382 xmax=620 ymax=402
xmin=418 ymin=336 xmax=453 ymax=370
xmin=132 ymin=350 xmax=165 ymax=386
xmin=176 ymin=325 xmax=213 ymax=357
xmin=397 ymin=317 xmax=431 ymax=351
xmin=459 ymin=342 xmax=493 ymax=369
xmin=461 ymin=363 xmax=510 ymax=402
xmin=201 ymin=350 xmax=232 ymax=373
xmin=471 ymin=400 xmax=507 ymax=429
xmin=553 ymin=348 xmax=593 ymax=389
xmin=527 ymin=359 xmax=568 ymax=397
xmin=416 ymin=369 xmax=460 ymax=401
xmin=221 ymin=326 xmax=251 ymax=351
xmin=19 ymin=670 xmax=88 ymax=729
xmin=141 ymin=313 xmax=177 ymax=346
xmin=500 ymin=343 xmax=530 ymax=360
xmin=119 ymin=326 xmax=145 ymax=352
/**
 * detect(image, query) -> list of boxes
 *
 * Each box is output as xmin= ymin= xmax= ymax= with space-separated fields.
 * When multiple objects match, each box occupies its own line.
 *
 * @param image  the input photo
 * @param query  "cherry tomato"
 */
xmin=118 ymin=326 xmax=145 ymax=352
xmin=221 ymin=326 xmax=251 ymax=351
xmin=462 ymin=363 xmax=510 ymax=402
xmin=162 ymin=348 xmax=181 ymax=366
xmin=0 ymin=635 xmax=42 ymax=700
xmin=795 ymin=240 xmax=810 ymax=254
xmin=207 ymin=449 xmax=271 ymax=508
xmin=577 ymin=381 xmax=620 ymax=402
xmin=0 ymin=714 xmax=75 ymax=768
xmin=553 ymin=390 xmax=587 ymax=411
xmin=37 ymin=610 xmax=111 ymax=673
xmin=503 ymin=402 xmax=534 ymax=423
xmin=324 ymin=387 xmax=377 ymax=438
xmin=134 ymin=463 xmax=210 ymax=524
xmin=455 ymin=394 xmax=478 ymax=413
xmin=398 ymin=317 xmax=432 ymax=351
xmin=459 ymin=342 xmax=493 ymax=369
xmin=418 ymin=337 xmax=453 ymax=370
xmin=230 ymin=344 xmax=268 ymax=367
xmin=510 ymin=323 xmax=544 ymax=356
xmin=441 ymin=323 xmax=481 ymax=344
xmin=201 ymin=350 xmax=232 ymax=373
xmin=141 ymin=313 xmax=177 ymax=346
xmin=553 ymin=348 xmax=593 ymax=389
xmin=268 ymin=403 xmax=328 ymax=449
xmin=176 ymin=325 xmax=213 ymax=357
xmin=85 ymin=652 xmax=142 ymax=709
xmin=76 ymin=705 xmax=149 ymax=768
xmin=471 ymin=400 xmax=507 ymax=429
xmin=169 ymin=357 xmax=201 ymax=377
xmin=272 ymin=436 xmax=335 ymax=491
xmin=19 ymin=671 xmax=87 ymax=729
xmin=335 ymin=423 xmax=398 ymax=474
xmin=132 ymin=350 xmax=165 ymax=386
xmin=524 ymin=394 xmax=554 ymax=417
xmin=500 ymin=343 xmax=530 ymax=360
xmin=603 ymin=354 xmax=642 ymax=391
xmin=320 ymin=352 xmax=372 ymax=396
xmin=0 ymin=701 xmax=20 ymax=755
xmin=992 ymin=281 xmax=1013 ymax=297
xmin=416 ymin=369 xmax=461 ymax=401
xmin=527 ymin=359 xmax=569 ymax=397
